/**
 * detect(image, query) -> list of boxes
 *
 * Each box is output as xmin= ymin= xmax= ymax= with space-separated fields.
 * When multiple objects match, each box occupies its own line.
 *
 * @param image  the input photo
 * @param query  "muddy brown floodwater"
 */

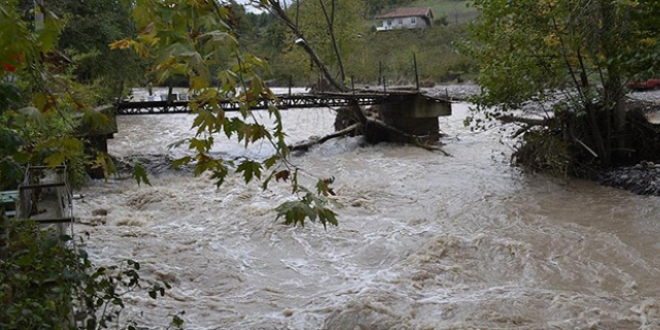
xmin=74 ymin=88 xmax=660 ymax=329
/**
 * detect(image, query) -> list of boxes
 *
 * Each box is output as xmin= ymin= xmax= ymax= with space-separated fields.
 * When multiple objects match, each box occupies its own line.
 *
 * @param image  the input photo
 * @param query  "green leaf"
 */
xmin=318 ymin=207 xmax=339 ymax=229
xmin=192 ymin=109 xmax=217 ymax=135
xmin=35 ymin=137 xmax=84 ymax=167
xmin=132 ymin=163 xmax=151 ymax=186
xmin=18 ymin=107 xmax=44 ymax=125
xmin=172 ymin=156 xmax=192 ymax=169
xmin=263 ymin=155 xmax=280 ymax=169
xmin=211 ymin=165 xmax=229 ymax=188
xmin=316 ymin=177 xmax=336 ymax=196
xmin=236 ymin=160 xmax=262 ymax=184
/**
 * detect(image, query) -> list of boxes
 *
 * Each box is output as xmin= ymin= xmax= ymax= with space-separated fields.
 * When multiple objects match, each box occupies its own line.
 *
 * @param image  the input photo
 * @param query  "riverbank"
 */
xmin=596 ymin=95 xmax=660 ymax=196
xmin=434 ymin=85 xmax=660 ymax=197
xmin=599 ymin=161 xmax=660 ymax=195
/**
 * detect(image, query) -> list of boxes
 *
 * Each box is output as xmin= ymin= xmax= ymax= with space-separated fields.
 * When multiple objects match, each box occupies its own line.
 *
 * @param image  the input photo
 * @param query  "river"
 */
xmin=74 ymin=87 xmax=660 ymax=329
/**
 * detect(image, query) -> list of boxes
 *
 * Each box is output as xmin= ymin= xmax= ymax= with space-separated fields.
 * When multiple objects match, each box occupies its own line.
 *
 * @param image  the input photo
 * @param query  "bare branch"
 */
xmin=267 ymin=0 xmax=348 ymax=92
xmin=318 ymin=0 xmax=346 ymax=82
xmin=497 ymin=115 xmax=548 ymax=126
xmin=289 ymin=123 xmax=361 ymax=151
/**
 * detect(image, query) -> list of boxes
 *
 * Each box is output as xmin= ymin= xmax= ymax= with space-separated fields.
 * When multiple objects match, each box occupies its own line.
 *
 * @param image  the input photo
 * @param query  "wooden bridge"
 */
xmin=115 ymin=91 xmax=451 ymax=115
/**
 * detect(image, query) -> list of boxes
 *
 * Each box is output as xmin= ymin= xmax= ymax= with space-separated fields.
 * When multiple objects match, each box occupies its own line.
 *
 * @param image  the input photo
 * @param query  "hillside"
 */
xmin=408 ymin=0 xmax=476 ymax=24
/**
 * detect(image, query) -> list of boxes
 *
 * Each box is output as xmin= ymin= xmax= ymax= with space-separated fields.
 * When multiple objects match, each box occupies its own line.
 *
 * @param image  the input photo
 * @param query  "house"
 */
xmin=375 ymin=7 xmax=434 ymax=31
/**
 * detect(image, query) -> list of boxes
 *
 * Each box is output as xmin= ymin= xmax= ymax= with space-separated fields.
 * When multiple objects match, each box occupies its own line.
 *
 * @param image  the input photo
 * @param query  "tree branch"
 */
xmin=319 ymin=0 xmax=346 ymax=82
xmin=497 ymin=115 xmax=548 ymax=126
xmin=289 ymin=123 xmax=361 ymax=151
xmin=267 ymin=0 xmax=348 ymax=92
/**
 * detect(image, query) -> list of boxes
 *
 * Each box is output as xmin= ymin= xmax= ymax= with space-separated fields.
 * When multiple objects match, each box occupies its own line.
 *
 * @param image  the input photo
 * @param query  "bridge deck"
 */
xmin=116 ymin=92 xmax=450 ymax=115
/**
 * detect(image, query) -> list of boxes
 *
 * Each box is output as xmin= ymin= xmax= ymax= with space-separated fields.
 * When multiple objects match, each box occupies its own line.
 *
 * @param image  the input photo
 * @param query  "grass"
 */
xmin=407 ymin=0 xmax=476 ymax=23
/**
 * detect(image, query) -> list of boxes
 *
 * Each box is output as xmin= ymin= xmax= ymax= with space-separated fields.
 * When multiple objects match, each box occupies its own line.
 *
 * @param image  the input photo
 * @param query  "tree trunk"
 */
xmin=599 ymin=0 xmax=628 ymax=166
xmin=267 ymin=0 xmax=348 ymax=92
xmin=319 ymin=0 xmax=346 ymax=83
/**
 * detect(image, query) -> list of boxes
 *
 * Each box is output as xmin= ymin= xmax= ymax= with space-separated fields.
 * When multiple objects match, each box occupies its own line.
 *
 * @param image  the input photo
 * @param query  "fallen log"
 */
xmin=289 ymin=123 xmax=361 ymax=152
xmin=366 ymin=118 xmax=451 ymax=156
xmin=289 ymin=102 xmax=451 ymax=155
xmin=289 ymin=117 xmax=451 ymax=156
xmin=497 ymin=115 xmax=549 ymax=126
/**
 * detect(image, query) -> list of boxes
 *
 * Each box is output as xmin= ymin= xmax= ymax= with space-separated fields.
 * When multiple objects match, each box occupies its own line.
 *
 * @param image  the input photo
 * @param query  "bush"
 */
xmin=0 ymin=219 xmax=183 ymax=330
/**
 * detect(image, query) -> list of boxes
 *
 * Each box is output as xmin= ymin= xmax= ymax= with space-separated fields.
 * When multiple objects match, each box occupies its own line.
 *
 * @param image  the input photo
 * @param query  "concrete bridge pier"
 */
xmin=366 ymin=94 xmax=452 ymax=144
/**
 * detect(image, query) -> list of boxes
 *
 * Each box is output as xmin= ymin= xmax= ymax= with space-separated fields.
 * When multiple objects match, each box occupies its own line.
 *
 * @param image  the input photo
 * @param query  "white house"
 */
xmin=375 ymin=7 xmax=434 ymax=31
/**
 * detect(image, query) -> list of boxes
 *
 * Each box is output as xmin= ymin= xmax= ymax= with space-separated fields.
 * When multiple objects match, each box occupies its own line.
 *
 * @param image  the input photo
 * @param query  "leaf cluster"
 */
xmin=466 ymin=0 xmax=660 ymax=169
xmin=1 ymin=2 xmax=122 ymax=188
xmin=118 ymin=0 xmax=339 ymax=227
xmin=0 ymin=220 xmax=181 ymax=329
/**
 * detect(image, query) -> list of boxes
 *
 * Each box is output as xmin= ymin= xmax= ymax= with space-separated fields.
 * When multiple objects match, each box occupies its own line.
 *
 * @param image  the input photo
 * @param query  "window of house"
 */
xmin=411 ymin=17 xmax=416 ymax=24
xmin=398 ymin=19 xmax=403 ymax=24
xmin=388 ymin=20 xmax=392 ymax=26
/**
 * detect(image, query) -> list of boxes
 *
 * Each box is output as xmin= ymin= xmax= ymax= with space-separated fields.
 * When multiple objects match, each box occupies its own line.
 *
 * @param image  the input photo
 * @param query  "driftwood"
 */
xmin=366 ymin=118 xmax=451 ymax=156
xmin=289 ymin=104 xmax=451 ymax=156
xmin=497 ymin=115 xmax=552 ymax=139
xmin=290 ymin=123 xmax=361 ymax=152
xmin=497 ymin=115 xmax=549 ymax=126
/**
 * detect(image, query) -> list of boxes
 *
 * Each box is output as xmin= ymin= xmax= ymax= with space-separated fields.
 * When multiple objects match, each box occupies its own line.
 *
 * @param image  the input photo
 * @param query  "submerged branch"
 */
xmin=497 ymin=115 xmax=549 ymax=126
xmin=289 ymin=123 xmax=361 ymax=152
xmin=289 ymin=110 xmax=451 ymax=156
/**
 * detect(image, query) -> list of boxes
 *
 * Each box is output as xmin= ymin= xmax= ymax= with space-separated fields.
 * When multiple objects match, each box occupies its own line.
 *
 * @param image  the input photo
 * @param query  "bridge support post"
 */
xmin=76 ymin=105 xmax=118 ymax=179
xmin=368 ymin=94 xmax=451 ymax=143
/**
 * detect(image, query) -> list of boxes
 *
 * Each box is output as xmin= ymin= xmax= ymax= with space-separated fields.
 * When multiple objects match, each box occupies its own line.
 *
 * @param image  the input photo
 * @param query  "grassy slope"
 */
xmin=264 ymin=1 xmax=478 ymax=84
xmin=407 ymin=0 xmax=476 ymax=23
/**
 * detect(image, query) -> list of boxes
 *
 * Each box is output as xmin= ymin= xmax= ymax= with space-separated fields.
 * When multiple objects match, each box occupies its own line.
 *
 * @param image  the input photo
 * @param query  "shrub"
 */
xmin=0 ymin=219 xmax=182 ymax=330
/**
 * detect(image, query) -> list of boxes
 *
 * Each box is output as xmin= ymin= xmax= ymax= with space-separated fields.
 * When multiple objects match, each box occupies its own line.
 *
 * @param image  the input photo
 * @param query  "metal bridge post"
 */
xmin=378 ymin=61 xmax=383 ymax=86
xmin=414 ymin=52 xmax=420 ymax=92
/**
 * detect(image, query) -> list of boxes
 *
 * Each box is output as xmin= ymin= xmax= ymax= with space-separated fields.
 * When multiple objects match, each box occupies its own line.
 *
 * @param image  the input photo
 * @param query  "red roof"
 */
xmin=375 ymin=7 xmax=433 ymax=19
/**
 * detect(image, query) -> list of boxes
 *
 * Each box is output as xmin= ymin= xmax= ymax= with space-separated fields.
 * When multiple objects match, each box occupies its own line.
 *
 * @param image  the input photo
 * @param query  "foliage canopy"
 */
xmin=468 ymin=0 xmax=660 ymax=169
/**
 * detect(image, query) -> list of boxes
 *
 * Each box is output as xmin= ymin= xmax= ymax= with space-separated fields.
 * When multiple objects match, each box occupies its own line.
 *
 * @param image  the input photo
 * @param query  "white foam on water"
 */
xmin=75 ymin=95 xmax=660 ymax=329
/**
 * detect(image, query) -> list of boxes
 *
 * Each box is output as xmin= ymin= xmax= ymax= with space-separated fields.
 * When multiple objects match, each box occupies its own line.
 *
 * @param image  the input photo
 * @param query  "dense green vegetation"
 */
xmin=468 ymin=0 xmax=660 ymax=174
xmin=1 ymin=2 xmax=178 ymax=328
xmin=228 ymin=0 xmax=476 ymax=87
xmin=50 ymin=0 xmax=147 ymax=102
xmin=1 ymin=221 xmax=180 ymax=329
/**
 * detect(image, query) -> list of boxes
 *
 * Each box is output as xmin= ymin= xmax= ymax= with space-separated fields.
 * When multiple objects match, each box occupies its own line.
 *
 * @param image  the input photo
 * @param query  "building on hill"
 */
xmin=374 ymin=7 xmax=434 ymax=31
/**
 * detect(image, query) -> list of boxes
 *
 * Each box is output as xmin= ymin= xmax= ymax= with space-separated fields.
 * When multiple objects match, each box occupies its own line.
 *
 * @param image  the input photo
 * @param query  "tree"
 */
xmin=261 ymin=0 xmax=367 ymax=91
xmin=114 ymin=0 xmax=339 ymax=227
xmin=53 ymin=0 xmax=146 ymax=100
xmin=1 ymin=4 xmax=179 ymax=328
xmin=468 ymin=0 xmax=660 ymax=172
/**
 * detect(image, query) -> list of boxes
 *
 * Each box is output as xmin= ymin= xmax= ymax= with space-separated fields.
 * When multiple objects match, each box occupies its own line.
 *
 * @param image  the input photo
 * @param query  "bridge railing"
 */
xmin=115 ymin=91 xmax=451 ymax=115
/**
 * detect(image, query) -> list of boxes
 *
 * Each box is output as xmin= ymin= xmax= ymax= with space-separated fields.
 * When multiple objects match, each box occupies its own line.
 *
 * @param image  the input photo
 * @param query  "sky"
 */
xmin=232 ymin=0 xmax=265 ymax=13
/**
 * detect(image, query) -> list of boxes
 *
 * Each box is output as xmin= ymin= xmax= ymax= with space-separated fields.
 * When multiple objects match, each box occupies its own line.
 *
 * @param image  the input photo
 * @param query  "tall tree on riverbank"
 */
xmin=52 ymin=0 xmax=146 ymax=98
xmin=469 ymin=0 xmax=660 ymax=172
xmin=263 ymin=0 xmax=366 ymax=91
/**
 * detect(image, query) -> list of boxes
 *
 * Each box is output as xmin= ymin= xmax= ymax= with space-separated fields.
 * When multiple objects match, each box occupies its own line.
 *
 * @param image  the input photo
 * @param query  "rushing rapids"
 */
xmin=74 ymin=87 xmax=660 ymax=329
